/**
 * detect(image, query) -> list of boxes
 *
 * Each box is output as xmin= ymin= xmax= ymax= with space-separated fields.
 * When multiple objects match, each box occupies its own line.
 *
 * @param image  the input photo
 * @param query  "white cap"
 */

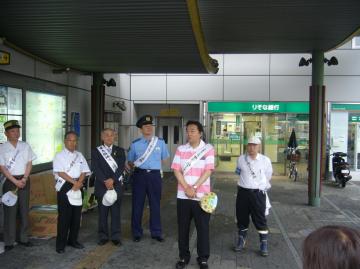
xmin=1 ymin=191 xmax=18 ymax=206
xmin=248 ymin=136 xmax=261 ymax=145
xmin=66 ymin=190 xmax=83 ymax=206
xmin=102 ymin=189 xmax=117 ymax=206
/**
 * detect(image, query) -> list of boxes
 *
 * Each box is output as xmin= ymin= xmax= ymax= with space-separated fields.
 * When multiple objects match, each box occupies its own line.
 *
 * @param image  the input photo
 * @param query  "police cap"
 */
xmin=136 ymin=115 xmax=153 ymax=128
xmin=4 ymin=120 xmax=21 ymax=131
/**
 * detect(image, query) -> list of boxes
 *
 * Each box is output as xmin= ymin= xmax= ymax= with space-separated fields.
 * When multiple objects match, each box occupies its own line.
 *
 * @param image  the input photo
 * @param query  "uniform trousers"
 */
xmin=177 ymin=198 xmax=210 ymax=263
xmin=236 ymin=186 xmax=268 ymax=231
xmin=131 ymin=169 xmax=162 ymax=237
xmin=97 ymin=191 xmax=122 ymax=241
xmin=3 ymin=176 xmax=30 ymax=246
xmin=56 ymin=181 xmax=83 ymax=250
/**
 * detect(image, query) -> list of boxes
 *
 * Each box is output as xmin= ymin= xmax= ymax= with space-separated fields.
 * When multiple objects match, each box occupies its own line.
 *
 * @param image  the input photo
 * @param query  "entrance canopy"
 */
xmin=1 ymin=0 xmax=360 ymax=73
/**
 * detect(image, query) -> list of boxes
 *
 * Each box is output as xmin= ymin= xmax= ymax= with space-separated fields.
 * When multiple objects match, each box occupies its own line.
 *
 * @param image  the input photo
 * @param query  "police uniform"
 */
xmin=234 ymin=137 xmax=273 ymax=256
xmin=0 ymin=120 xmax=36 ymax=250
xmin=91 ymin=144 xmax=125 ymax=244
xmin=127 ymin=115 xmax=170 ymax=241
xmin=53 ymin=147 xmax=90 ymax=252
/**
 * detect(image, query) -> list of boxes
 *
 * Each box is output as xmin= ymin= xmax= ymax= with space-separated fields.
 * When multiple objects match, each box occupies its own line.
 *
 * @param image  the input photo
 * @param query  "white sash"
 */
xmin=5 ymin=149 xmax=20 ymax=173
xmin=265 ymin=192 xmax=271 ymax=216
xmin=97 ymin=145 xmax=122 ymax=182
xmin=182 ymin=144 xmax=212 ymax=175
xmin=54 ymin=153 xmax=79 ymax=192
xmin=134 ymin=136 xmax=158 ymax=167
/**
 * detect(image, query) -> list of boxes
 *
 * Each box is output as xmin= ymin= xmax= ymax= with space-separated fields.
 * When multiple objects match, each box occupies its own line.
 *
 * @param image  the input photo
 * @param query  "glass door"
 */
xmin=156 ymin=117 xmax=183 ymax=172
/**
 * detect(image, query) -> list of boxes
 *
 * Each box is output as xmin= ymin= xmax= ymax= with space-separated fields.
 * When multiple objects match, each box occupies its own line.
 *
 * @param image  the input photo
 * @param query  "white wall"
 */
xmin=129 ymin=42 xmax=360 ymax=103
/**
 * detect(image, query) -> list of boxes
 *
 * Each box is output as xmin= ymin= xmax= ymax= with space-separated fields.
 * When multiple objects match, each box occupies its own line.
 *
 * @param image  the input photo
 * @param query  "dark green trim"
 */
xmin=208 ymin=102 xmax=309 ymax=113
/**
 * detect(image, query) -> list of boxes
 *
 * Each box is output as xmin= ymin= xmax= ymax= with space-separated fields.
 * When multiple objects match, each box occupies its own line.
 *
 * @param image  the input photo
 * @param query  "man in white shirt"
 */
xmin=233 ymin=136 xmax=272 ymax=257
xmin=0 ymin=120 xmax=36 ymax=252
xmin=53 ymin=131 xmax=90 ymax=254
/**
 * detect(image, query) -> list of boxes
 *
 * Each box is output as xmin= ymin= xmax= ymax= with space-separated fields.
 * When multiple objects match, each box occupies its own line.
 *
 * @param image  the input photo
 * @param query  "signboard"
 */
xmin=71 ymin=112 xmax=80 ymax=137
xmin=208 ymin=102 xmax=309 ymax=113
xmin=0 ymin=50 xmax=10 ymax=65
xmin=332 ymin=104 xmax=360 ymax=111
xmin=159 ymin=108 xmax=180 ymax=117
xmin=349 ymin=114 xmax=360 ymax=122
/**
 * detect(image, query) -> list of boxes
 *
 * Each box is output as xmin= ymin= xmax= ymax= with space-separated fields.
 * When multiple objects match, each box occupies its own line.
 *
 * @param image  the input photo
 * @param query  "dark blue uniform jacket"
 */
xmin=91 ymin=145 xmax=126 ymax=198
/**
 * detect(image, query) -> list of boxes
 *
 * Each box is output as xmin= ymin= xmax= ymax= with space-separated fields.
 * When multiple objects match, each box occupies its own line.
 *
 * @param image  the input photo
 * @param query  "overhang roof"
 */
xmin=199 ymin=0 xmax=360 ymax=54
xmin=1 ymin=0 xmax=360 ymax=73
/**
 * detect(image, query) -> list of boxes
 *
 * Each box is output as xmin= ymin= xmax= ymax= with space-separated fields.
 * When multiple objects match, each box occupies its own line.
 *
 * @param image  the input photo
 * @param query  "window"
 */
xmin=0 ymin=85 xmax=23 ymax=143
xmin=26 ymin=91 xmax=66 ymax=165
xmin=352 ymin=37 xmax=360 ymax=49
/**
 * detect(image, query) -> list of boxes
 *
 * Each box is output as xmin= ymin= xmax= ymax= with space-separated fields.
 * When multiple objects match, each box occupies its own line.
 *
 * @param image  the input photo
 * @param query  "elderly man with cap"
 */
xmin=0 ymin=120 xmax=36 ymax=251
xmin=127 ymin=115 xmax=169 ymax=242
xmin=233 ymin=136 xmax=273 ymax=256
xmin=53 ymin=131 xmax=90 ymax=254
xmin=91 ymin=128 xmax=126 ymax=246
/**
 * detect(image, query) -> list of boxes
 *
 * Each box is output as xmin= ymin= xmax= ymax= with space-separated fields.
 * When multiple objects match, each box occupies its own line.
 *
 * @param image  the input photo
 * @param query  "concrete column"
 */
xmin=91 ymin=73 xmax=105 ymax=148
xmin=308 ymin=51 xmax=325 ymax=207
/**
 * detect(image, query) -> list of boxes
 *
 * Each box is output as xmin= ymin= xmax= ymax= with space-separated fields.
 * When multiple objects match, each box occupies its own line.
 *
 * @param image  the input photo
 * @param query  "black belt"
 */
xmin=13 ymin=175 xmax=24 ymax=180
xmin=238 ymin=186 xmax=261 ymax=192
xmin=134 ymin=168 xmax=160 ymax=173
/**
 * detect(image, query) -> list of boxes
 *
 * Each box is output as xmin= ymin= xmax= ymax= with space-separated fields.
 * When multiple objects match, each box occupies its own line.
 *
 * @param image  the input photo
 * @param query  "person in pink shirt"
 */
xmin=171 ymin=120 xmax=215 ymax=269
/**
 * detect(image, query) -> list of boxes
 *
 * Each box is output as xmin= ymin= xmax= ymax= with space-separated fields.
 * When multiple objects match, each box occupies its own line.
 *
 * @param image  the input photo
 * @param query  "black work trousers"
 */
xmin=97 ymin=192 xmax=122 ymax=241
xmin=177 ymin=198 xmax=210 ymax=263
xmin=236 ymin=186 xmax=268 ymax=232
xmin=56 ymin=182 xmax=83 ymax=250
xmin=3 ymin=176 xmax=30 ymax=246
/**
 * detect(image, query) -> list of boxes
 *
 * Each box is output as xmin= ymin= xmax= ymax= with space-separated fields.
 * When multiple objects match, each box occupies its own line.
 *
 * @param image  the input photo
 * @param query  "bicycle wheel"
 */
xmin=288 ymin=163 xmax=293 ymax=178
xmin=293 ymin=167 xmax=298 ymax=181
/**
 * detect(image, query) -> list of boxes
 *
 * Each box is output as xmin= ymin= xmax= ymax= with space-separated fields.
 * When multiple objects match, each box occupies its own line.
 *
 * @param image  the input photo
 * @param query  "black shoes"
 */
xmin=112 ymin=240 xmax=122 ymax=246
xmin=98 ymin=239 xmax=108 ymax=246
xmin=4 ymin=245 xmax=14 ymax=252
xmin=133 ymin=236 xmax=141 ymax=242
xmin=197 ymin=258 xmax=209 ymax=269
xmin=56 ymin=248 xmax=65 ymax=254
xmin=199 ymin=261 xmax=209 ymax=269
xmin=175 ymin=259 xmax=188 ymax=269
xmin=18 ymin=241 xmax=33 ymax=247
xmin=68 ymin=241 xmax=84 ymax=249
xmin=151 ymin=236 xmax=165 ymax=242
xmin=132 ymin=235 xmax=163 ymax=242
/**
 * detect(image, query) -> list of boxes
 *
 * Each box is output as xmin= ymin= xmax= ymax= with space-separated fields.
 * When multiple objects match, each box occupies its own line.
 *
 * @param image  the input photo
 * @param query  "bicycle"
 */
xmin=288 ymin=159 xmax=298 ymax=181
xmin=286 ymin=148 xmax=300 ymax=181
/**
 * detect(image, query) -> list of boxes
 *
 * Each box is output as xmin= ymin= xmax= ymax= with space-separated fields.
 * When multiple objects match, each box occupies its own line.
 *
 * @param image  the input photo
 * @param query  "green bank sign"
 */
xmin=331 ymin=104 xmax=360 ymax=111
xmin=208 ymin=102 xmax=309 ymax=113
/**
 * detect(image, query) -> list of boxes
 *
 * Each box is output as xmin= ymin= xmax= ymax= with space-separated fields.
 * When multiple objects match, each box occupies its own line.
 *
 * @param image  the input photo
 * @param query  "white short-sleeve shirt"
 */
xmin=53 ymin=148 xmax=90 ymax=179
xmin=236 ymin=153 xmax=273 ymax=191
xmin=0 ymin=141 xmax=37 ymax=175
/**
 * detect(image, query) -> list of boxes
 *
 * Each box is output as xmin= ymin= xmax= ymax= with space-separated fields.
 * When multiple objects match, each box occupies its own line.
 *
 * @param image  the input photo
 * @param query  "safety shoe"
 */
xmin=233 ymin=229 xmax=247 ymax=252
xmin=259 ymin=233 xmax=269 ymax=257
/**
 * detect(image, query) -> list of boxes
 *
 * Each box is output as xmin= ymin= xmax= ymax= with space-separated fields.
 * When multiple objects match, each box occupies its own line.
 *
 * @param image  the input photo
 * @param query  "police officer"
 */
xmin=53 ymin=131 xmax=90 ymax=253
xmin=128 ymin=115 xmax=169 ymax=242
xmin=233 ymin=136 xmax=273 ymax=256
xmin=92 ymin=128 xmax=126 ymax=246
xmin=0 ymin=120 xmax=36 ymax=251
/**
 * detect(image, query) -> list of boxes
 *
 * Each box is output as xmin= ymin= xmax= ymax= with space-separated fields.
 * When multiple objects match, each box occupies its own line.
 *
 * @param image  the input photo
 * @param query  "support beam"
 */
xmin=308 ymin=51 xmax=325 ymax=207
xmin=91 ymin=73 xmax=105 ymax=149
